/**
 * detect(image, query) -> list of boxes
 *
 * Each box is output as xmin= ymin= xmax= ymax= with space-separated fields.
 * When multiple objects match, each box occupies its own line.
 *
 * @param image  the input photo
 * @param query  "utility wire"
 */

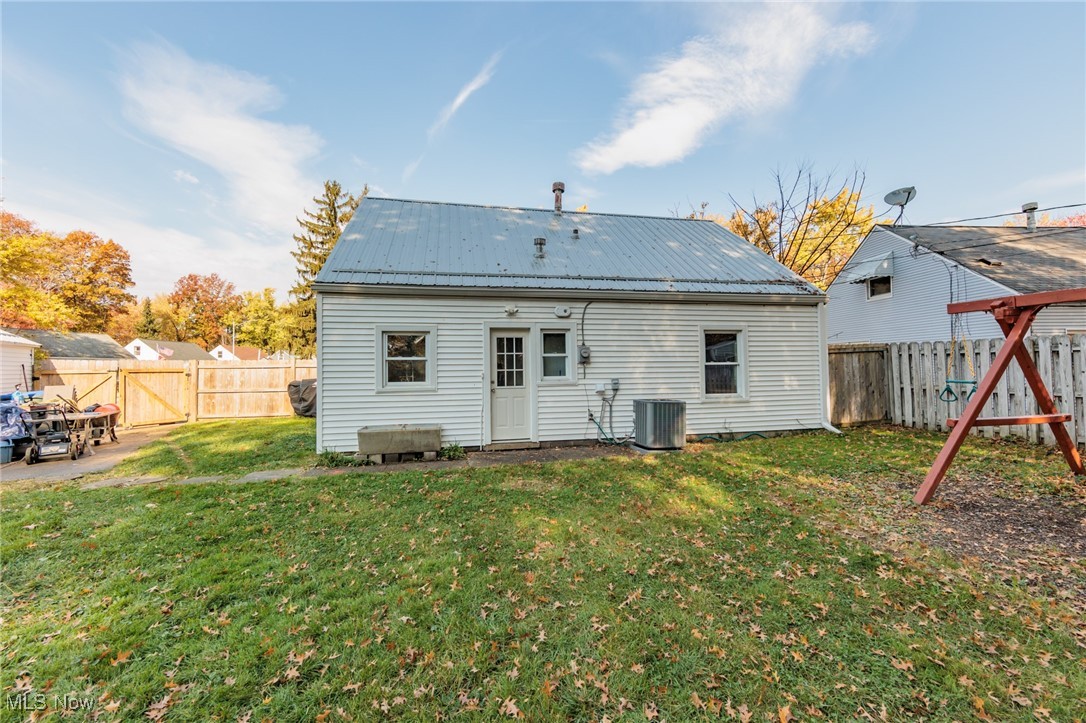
xmin=926 ymin=202 xmax=1085 ymax=226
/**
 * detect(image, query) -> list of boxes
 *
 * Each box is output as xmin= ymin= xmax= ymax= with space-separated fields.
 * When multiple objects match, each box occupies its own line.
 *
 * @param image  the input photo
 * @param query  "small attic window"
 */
xmin=867 ymin=276 xmax=892 ymax=299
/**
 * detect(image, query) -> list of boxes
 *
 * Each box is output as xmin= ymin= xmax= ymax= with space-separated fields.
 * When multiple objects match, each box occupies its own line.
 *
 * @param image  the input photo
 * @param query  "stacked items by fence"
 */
xmin=887 ymin=334 xmax=1084 ymax=448
xmin=36 ymin=359 xmax=316 ymax=428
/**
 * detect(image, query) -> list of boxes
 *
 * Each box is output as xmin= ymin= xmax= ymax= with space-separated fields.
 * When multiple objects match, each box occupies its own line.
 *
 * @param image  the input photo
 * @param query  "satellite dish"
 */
xmin=884 ymin=186 xmax=917 ymax=207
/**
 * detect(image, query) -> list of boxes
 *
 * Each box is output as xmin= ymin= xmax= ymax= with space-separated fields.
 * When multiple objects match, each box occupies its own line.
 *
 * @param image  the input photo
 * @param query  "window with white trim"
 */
xmin=540 ymin=330 xmax=571 ymax=380
xmin=867 ymin=276 xmax=892 ymax=298
xmin=381 ymin=331 xmax=432 ymax=387
xmin=703 ymin=331 xmax=741 ymax=395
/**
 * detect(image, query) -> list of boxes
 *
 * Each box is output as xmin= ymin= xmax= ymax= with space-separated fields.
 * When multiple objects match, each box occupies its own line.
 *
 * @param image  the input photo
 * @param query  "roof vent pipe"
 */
xmin=534 ymin=237 xmax=546 ymax=258
xmin=552 ymin=181 xmax=565 ymax=214
xmin=1022 ymin=201 xmax=1038 ymax=232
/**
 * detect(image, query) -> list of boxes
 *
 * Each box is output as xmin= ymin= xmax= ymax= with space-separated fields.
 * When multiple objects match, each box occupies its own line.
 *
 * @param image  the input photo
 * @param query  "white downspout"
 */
xmin=818 ymin=300 xmax=843 ymax=434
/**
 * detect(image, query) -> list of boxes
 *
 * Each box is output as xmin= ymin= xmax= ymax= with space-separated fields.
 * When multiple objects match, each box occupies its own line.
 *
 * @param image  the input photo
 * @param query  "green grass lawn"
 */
xmin=104 ymin=417 xmax=321 ymax=479
xmin=3 ymin=422 xmax=1084 ymax=720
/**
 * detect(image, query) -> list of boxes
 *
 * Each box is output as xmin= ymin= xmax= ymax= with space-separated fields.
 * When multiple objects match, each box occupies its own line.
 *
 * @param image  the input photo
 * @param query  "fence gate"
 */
xmin=119 ymin=367 xmax=189 ymax=426
xmin=828 ymin=343 xmax=891 ymax=426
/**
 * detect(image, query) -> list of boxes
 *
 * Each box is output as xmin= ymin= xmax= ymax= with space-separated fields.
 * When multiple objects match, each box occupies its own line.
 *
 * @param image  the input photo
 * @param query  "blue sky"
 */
xmin=4 ymin=1 xmax=1084 ymax=297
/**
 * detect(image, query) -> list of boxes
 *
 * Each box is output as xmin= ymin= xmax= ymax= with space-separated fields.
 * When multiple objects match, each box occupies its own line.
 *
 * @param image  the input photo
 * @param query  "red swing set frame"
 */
xmin=915 ymin=287 xmax=1086 ymax=505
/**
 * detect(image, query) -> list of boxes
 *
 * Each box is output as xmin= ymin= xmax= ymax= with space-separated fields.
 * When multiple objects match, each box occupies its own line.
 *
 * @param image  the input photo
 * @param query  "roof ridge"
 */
xmin=363 ymin=196 xmax=715 ymax=224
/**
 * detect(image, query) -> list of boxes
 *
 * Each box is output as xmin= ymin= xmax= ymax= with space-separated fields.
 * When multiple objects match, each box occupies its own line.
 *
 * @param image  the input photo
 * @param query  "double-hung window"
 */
xmin=540 ymin=329 xmax=571 ymax=381
xmin=379 ymin=329 xmax=435 ymax=389
xmin=703 ymin=330 xmax=742 ymax=396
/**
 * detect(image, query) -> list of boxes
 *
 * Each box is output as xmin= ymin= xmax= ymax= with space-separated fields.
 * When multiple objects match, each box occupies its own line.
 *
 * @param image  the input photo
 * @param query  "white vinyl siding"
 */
xmin=1 ymin=343 xmax=35 ymax=392
xmin=317 ymin=294 xmax=824 ymax=451
xmin=1032 ymin=305 xmax=1086 ymax=335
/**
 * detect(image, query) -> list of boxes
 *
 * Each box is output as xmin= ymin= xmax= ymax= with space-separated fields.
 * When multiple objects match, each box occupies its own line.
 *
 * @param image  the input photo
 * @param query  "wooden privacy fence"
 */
xmin=828 ymin=343 xmax=891 ymax=426
xmin=36 ymin=359 xmax=316 ymax=427
xmin=888 ymin=334 xmax=1085 ymax=447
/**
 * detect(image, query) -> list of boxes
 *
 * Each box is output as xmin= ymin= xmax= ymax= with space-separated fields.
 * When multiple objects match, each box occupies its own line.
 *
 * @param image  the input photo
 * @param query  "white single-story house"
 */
xmin=313 ymin=188 xmax=834 ymax=452
xmin=209 ymin=344 xmax=265 ymax=361
xmin=827 ymin=224 xmax=1086 ymax=343
xmin=125 ymin=338 xmax=214 ymax=361
xmin=0 ymin=330 xmax=40 ymax=392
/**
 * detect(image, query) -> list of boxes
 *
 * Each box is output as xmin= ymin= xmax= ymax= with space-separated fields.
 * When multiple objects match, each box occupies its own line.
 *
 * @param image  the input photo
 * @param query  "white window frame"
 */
xmin=700 ymin=325 xmax=748 ymax=400
xmin=538 ymin=326 xmax=575 ymax=384
xmin=866 ymin=276 xmax=892 ymax=299
xmin=376 ymin=326 xmax=437 ymax=392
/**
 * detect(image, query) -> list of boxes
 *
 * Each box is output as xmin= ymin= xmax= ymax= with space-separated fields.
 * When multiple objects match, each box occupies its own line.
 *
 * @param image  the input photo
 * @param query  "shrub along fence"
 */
xmin=35 ymin=359 xmax=316 ymax=428
xmin=886 ymin=334 xmax=1085 ymax=448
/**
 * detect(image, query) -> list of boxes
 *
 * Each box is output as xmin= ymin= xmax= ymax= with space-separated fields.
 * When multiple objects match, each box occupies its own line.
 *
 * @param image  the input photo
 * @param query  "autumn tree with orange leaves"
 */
xmin=0 ymin=211 xmax=134 ymax=331
xmin=691 ymin=166 xmax=879 ymax=289
xmin=166 ymin=273 xmax=242 ymax=350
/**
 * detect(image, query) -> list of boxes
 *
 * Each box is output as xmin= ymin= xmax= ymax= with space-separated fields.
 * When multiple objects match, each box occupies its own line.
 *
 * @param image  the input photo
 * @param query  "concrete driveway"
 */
xmin=0 ymin=425 xmax=176 ymax=484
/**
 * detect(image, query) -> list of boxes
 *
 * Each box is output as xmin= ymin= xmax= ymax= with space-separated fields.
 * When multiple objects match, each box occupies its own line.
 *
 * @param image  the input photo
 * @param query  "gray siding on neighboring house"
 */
xmin=828 ymin=228 xmax=1009 ymax=343
xmin=317 ymin=293 xmax=825 ymax=452
xmin=1032 ymin=305 xmax=1086 ymax=335
xmin=828 ymin=227 xmax=1086 ymax=343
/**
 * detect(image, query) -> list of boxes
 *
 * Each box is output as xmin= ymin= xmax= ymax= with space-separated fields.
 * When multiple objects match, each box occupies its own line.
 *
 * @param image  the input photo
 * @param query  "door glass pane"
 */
xmin=705 ymin=364 xmax=737 ymax=394
xmin=496 ymin=336 xmax=525 ymax=387
xmin=543 ymin=357 xmax=566 ymax=378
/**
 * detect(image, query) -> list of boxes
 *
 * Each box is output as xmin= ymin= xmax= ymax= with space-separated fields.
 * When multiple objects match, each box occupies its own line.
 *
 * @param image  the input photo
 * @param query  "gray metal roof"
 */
xmin=3 ymin=329 xmax=134 ymax=359
xmin=884 ymin=225 xmax=1086 ymax=294
xmin=316 ymin=198 xmax=822 ymax=297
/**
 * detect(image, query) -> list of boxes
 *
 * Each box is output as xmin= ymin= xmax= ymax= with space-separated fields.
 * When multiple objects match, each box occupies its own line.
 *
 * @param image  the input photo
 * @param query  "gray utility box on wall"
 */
xmin=632 ymin=399 xmax=686 ymax=450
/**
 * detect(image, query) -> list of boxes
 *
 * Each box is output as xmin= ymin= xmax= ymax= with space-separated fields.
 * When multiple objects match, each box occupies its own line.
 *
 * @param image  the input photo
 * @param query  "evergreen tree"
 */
xmin=289 ymin=180 xmax=366 ymax=356
xmin=134 ymin=297 xmax=161 ymax=338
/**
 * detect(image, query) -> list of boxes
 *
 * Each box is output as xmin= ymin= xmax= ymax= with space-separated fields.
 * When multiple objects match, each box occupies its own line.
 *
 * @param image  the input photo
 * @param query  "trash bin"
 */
xmin=0 ymin=439 xmax=13 ymax=464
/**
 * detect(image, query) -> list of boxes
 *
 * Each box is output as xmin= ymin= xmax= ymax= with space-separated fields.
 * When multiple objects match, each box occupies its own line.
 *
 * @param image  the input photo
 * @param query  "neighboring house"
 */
xmin=0 ymin=330 xmax=40 ymax=391
xmin=3 ymin=329 xmax=134 ymax=360
xmin=313 ymin=191 xmax=832 ymax=453
xmin=125 ymin=338 xmax=214 ymax=361
xmin=209 ymin=344 xmax=265 ymax=361
xmin=827 ymin=224 xmax=1086 ymax=343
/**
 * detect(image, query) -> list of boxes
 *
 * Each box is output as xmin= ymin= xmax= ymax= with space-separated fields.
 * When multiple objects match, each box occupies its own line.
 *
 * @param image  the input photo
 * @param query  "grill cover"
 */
xmin=288 ymin=379 xmax=317 ymax=418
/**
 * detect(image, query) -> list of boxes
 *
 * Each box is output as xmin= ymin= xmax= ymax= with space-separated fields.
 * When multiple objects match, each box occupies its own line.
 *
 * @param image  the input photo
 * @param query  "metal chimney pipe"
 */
xmin=552 ymin=181 xmax=565 ymax=214
xmin=1022 ymin=201 xmax=1038 ymax=232
xmin=534 ymin=237 xmax=546 ymax=258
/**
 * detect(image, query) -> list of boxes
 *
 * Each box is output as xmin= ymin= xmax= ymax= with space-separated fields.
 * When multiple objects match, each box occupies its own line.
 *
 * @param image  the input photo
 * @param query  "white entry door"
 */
xmin=490 ymin=330 xmax=531 ymax=441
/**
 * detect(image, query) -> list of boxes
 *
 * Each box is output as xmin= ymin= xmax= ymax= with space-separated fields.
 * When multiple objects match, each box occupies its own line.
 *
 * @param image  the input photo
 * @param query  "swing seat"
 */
xmin=946 ymin=379 xmax=978 ymax=400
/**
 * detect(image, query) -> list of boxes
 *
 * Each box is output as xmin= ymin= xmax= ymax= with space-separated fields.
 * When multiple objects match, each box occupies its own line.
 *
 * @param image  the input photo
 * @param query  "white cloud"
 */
xmin=402 ymin=154 xmax=425 ymax=184
xmin=173 ymin=169 xmax=199 ymax=185
xmin=575 ymin=5 xmax=876 ymax=174
xmin=120 ymin=41 xmax=321 ymax=236
xmin=12 ymin=199 xmax=295 ymax=299
xmin=428 ymin=52 xmax=502 ymax=141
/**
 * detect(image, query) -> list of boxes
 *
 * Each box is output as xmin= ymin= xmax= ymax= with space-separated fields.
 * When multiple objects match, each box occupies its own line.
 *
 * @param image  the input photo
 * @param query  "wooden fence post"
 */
xmin=189 ymin=360 xmax=199 ymax=422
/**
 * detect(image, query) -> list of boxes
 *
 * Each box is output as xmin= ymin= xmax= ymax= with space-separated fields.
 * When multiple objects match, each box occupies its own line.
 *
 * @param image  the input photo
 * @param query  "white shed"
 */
xmin=314 ymin=192 xmax=832 ymax=452
xmin=827 ymin=225 xmax=1086 ymax=343
xmin=0 ymin=330 xmax=40 ymax=393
